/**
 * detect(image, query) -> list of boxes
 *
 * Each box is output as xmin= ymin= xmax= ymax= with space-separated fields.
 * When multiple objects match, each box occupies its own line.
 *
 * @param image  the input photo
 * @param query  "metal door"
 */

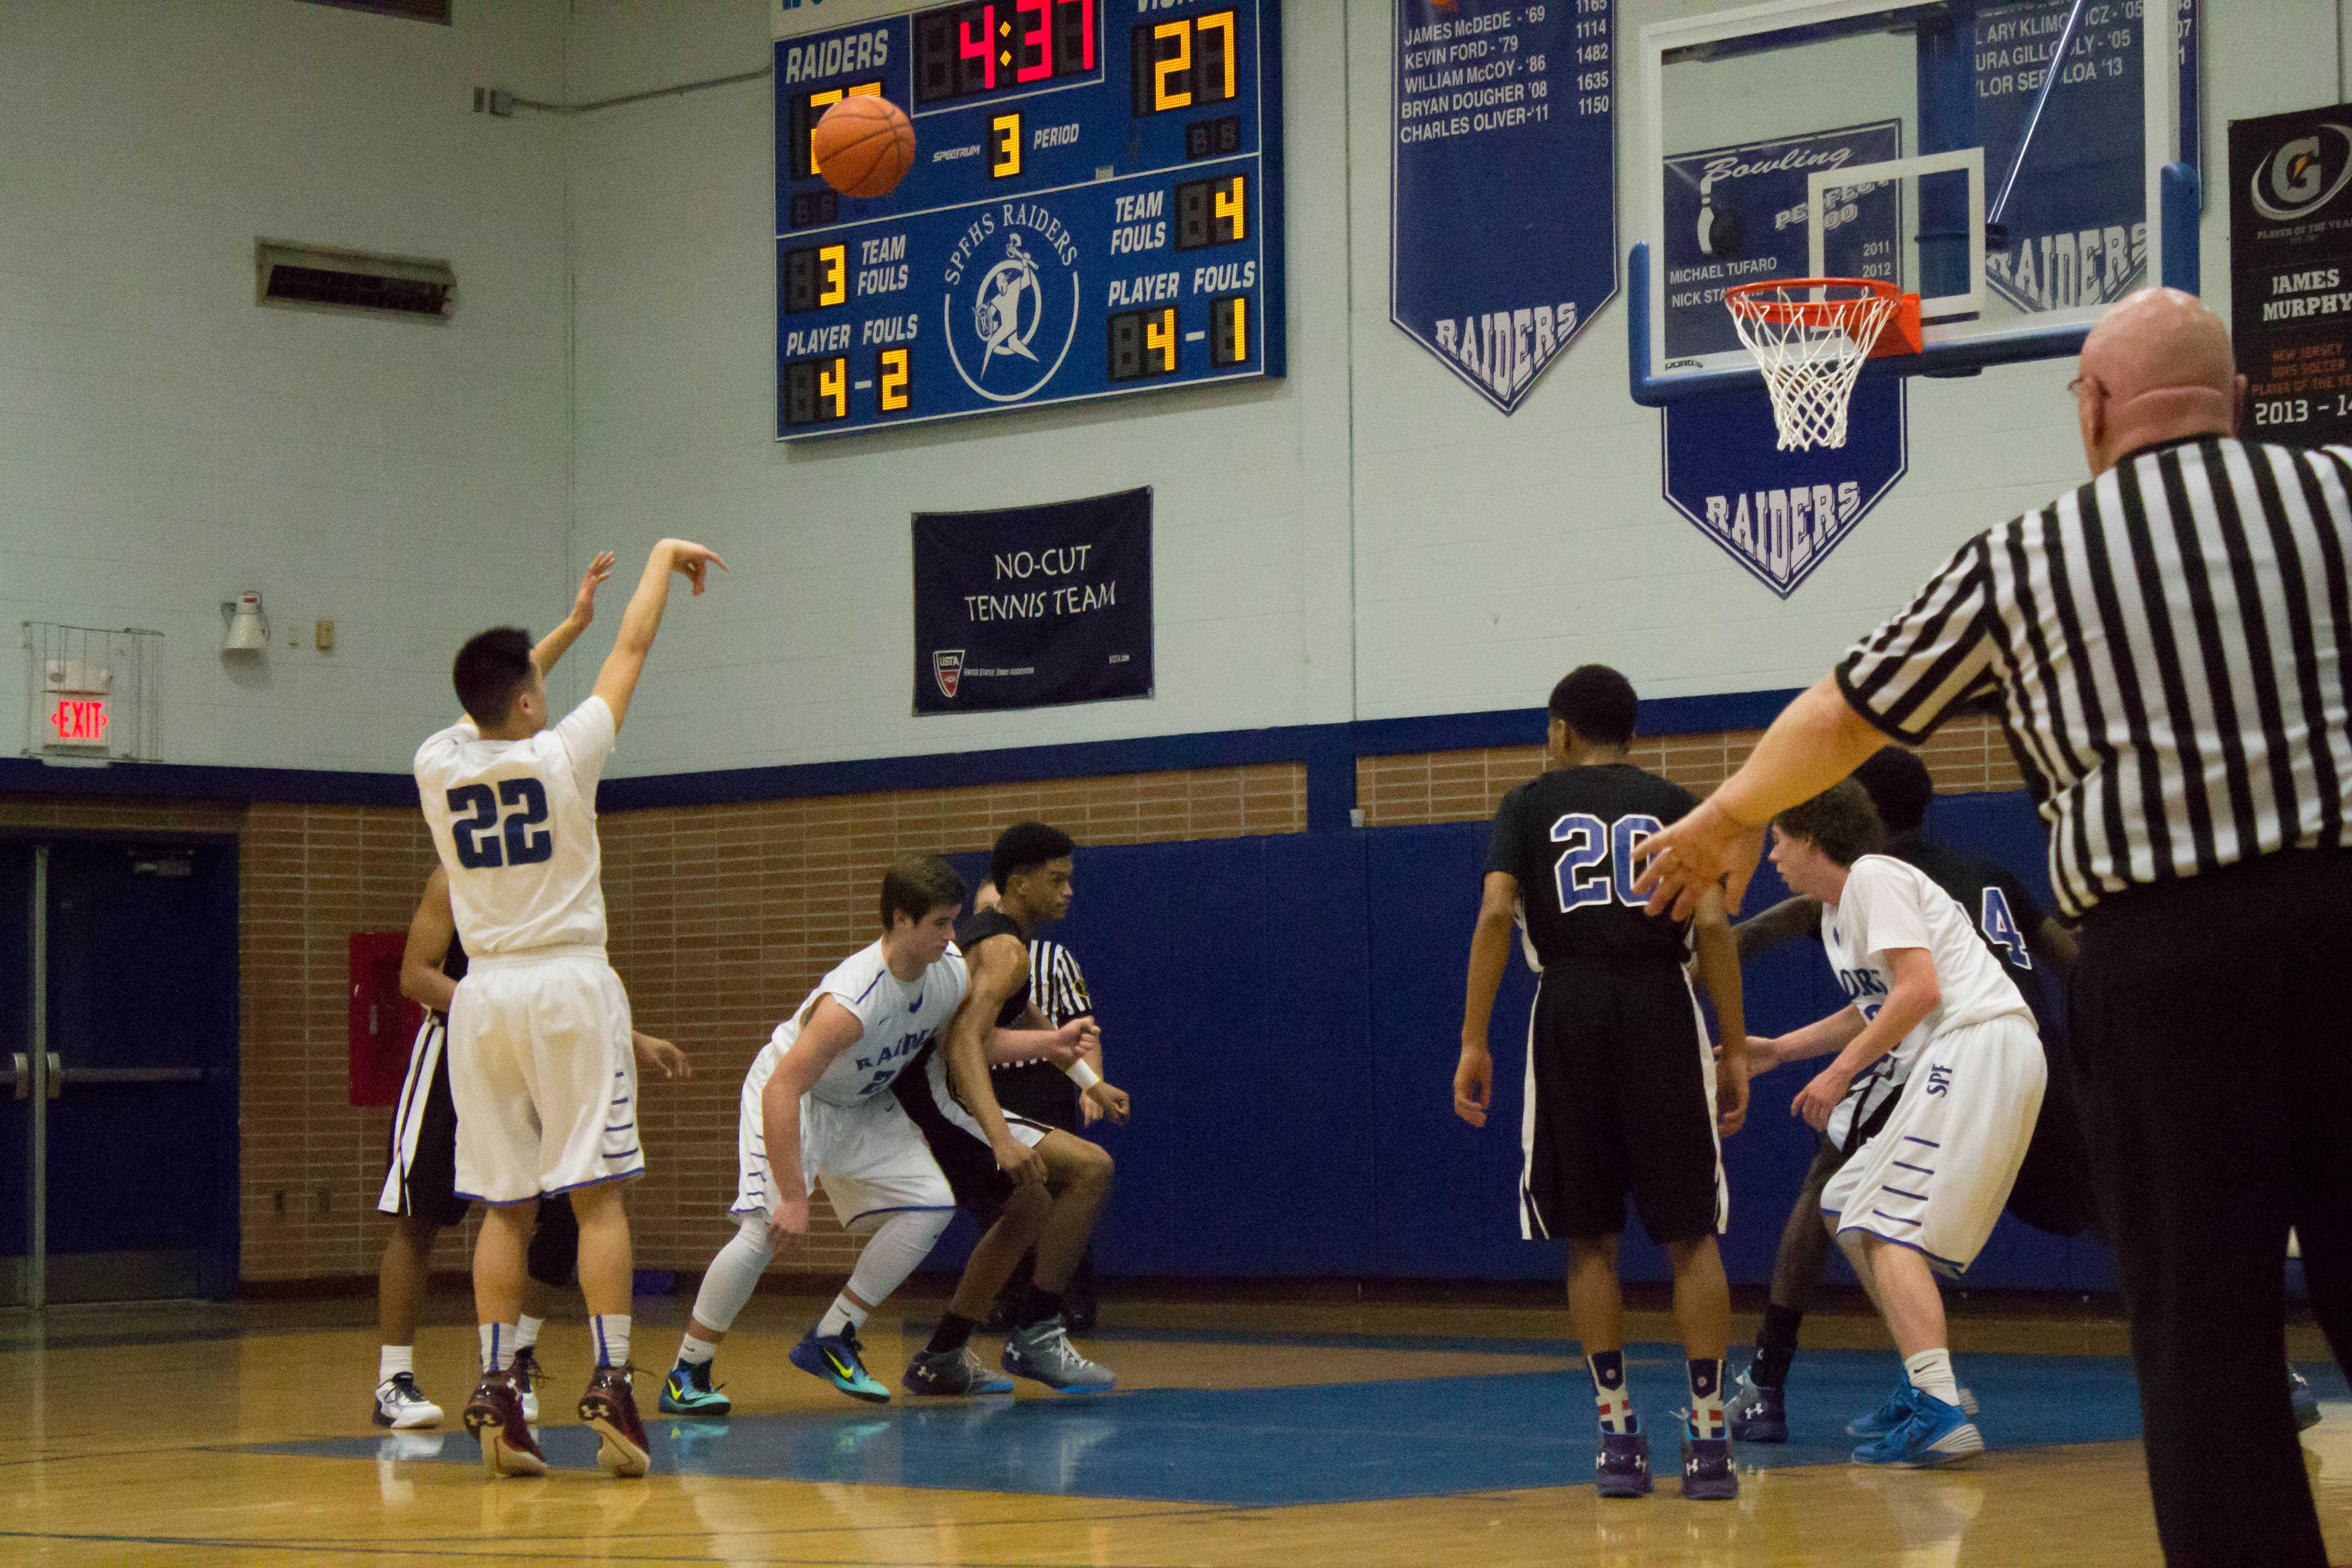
xmin=2 ymin=839 xmax=239 ymax=1305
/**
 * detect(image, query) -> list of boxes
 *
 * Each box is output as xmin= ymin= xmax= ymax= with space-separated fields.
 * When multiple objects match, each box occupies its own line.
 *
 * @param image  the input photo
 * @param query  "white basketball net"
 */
xmin=1727 ymin=282 xmax=1900 ymax=452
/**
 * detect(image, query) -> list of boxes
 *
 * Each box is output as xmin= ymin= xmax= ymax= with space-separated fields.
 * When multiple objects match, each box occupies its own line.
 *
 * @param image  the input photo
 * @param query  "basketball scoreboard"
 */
xmin=772 ymin=0 xmax=1286 ymax=440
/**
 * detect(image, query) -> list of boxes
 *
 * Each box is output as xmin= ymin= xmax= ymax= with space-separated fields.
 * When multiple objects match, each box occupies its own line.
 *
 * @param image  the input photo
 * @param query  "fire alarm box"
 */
xmin=350 ymin=932 xmax=423 ymax=1107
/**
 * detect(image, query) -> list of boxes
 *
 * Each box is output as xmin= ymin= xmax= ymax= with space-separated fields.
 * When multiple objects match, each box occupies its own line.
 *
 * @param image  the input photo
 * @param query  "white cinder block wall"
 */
xmin=0 ymin=0 xmax=572 ymax=771
xmin=4 ymin=1 xmax=2343 ymax=777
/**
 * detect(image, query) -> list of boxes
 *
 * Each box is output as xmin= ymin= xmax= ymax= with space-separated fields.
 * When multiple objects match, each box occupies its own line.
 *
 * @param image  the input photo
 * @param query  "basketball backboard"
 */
xmin=1630 ymin=0 xmax=2199 ymax=404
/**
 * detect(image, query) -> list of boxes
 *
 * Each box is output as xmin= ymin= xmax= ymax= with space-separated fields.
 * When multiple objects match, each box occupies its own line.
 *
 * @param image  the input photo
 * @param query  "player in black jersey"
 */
xmin=1455 ymin=666 xmax=1750 ymax=1502
xmin=896 ymin=821 xmax=1131 ymax=1395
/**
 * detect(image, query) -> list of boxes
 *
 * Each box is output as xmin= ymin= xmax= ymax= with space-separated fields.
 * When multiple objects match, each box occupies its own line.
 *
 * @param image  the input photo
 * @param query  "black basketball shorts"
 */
xmin=1519 ymin=963 xmax=1726 ymax=1245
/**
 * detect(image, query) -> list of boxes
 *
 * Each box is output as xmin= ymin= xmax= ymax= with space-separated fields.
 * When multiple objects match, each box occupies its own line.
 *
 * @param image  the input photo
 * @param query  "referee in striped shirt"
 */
xmin=974 ymin=879 xmax=1103 ymax=1330
xmin=1635 ymin=288 xmax=2351 ymax=1567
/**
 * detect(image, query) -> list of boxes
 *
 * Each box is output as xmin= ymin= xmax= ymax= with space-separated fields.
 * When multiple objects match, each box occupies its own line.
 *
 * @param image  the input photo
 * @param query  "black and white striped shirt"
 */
xmin=1838 ymin=435 xmax=2352 ymax=918
xmin=993 ymin=938 xmax=1095 ymax=1068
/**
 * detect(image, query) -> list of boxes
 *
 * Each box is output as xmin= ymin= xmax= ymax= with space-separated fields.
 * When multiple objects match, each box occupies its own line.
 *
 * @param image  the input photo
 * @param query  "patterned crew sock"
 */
xmin=478 ymin=1323 xmax=515 ymax=1374
xmin=1687 ymin=1358 xmax=1727 ymax=1439
xmin=590 ymin=1314 xmax=630 ymax=1369
xmin=1587 ymin=1349 xmax=1636 ymax=1434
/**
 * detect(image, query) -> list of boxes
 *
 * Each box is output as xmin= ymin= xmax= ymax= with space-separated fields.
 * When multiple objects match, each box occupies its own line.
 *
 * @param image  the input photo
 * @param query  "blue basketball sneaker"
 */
xmin=1594 ymin=1429 xmax=1652 ymax=1499
xmin=791 ymin=1328 xmax=892 ymax=1404
xmin=1852 ymin=1389 xmax=1985 ymax=1468
xmin=2291 ymin=1365 xmax=2323 ymax=1432
xmin=1680 ymin=1435 xmax=1739 ymax=1500
xmin=1725 ymin=1370 xmax=1787 ymax=1443
xmin=1849 ymin=1375 xmax=1977 ymax=1438
xmin=659 ymin=1358 xmax=732 ymax=1416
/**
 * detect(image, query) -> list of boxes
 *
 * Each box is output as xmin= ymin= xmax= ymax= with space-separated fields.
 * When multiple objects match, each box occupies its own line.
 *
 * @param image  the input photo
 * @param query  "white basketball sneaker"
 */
xmin=372 ymin=1373 xmax=445 ymax=1430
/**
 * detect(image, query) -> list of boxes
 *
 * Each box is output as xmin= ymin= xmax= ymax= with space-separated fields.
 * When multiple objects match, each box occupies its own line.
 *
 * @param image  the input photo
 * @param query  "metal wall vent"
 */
xmin=255 ymin=241 xmax=455 ymax=321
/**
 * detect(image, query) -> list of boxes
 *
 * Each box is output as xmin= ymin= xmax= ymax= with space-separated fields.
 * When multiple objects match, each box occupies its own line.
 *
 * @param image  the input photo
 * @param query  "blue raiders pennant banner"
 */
xmin=1390 ymin=0 xmax=1616 ymax=414
xmin=912 ymin=487 xmax=1153 ymax=716
xmin=1662 ymin=380 xmax=1908 ymax=600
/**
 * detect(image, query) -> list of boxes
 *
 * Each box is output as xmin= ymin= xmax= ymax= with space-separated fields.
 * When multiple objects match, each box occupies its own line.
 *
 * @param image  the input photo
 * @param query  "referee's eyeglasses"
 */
xmin=2067 ymin=373 xmax=2106 ymax=405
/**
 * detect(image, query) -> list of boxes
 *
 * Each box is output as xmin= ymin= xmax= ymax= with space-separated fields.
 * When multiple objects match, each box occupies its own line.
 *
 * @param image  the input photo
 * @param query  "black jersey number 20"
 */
xmin=446 ymin=779 xmax=555 ymax=869
xmin=1549 ymin=812 xmax=1665 ymax=911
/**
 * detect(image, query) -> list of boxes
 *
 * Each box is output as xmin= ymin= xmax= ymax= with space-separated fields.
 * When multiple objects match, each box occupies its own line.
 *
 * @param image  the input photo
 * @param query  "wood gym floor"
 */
xmin=1 ymin=1292 xmax=2344 ymax=1567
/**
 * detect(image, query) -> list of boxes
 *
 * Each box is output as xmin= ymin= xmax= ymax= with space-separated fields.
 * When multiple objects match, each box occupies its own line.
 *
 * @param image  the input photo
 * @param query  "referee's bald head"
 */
xmin=2075 ymin=287 xmax=2245 ymax=476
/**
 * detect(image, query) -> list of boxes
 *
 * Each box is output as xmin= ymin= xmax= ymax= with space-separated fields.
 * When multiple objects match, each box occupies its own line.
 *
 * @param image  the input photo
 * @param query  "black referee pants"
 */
xmin=2073 ymin=851 xmax=2352 ymax=1568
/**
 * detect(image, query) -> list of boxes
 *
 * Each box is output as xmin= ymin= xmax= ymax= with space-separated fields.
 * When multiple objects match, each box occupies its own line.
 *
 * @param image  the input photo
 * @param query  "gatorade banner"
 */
xmin=2231 ymin=105 xmax=2352 ymax=448
xmin=912 ymin=488 xmax=1153 ymax=715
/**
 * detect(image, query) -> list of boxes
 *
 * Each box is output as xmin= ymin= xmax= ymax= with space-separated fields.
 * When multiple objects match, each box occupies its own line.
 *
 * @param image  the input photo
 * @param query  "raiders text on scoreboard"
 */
xmin=773 ymin=0 xmax=1286 ymax=438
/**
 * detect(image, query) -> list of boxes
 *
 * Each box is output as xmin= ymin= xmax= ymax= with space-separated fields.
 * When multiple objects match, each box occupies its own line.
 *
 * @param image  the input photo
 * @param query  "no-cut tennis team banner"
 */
xmin=912 ymin=488 xmax=1153 ymax=715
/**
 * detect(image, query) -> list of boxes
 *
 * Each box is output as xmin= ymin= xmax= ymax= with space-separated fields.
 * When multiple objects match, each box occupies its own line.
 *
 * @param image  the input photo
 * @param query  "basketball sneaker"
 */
xmin=1724 ymin=1370 xmax=1787 ymax=1443
xmin=461 ymin=1369 xmax=546 ymax=1477
xmin=372 ymin=1372 xmax=444 ymax=1430
xmin=509 ymin=1345 xmax=542 ymax=1423
xmin=1852 ymin=1389 xmax=1984 ymax=1468
xmin=903 ymin=1344 xmax=1016 ymax=1397
xmin=1849 ymin=1375 xmax=1978 ymax=1438
xmin=1680 ymin=1435 xmax=1739 ymax=1500
xmin=789 ymin=1328 xmax=891 ymax=1404
xmin=579 ymin=1364 xmax=651 ymax=1478
xmin=1002 ymin=1317 xmax=1117 ymax=1393
xmin=660 ymin=1358 xmax=732 ymax=1416
xmin=1594 ymin=1429 xmax=1652 ymax=1498
xmin=2293 ymin=1365 xmax=2323 ymax=1433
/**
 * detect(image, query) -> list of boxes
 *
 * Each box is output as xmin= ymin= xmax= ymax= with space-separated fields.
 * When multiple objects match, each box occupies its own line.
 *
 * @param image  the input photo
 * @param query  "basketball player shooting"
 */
xmin=413 ymin=537 xmax=725 ymax=1479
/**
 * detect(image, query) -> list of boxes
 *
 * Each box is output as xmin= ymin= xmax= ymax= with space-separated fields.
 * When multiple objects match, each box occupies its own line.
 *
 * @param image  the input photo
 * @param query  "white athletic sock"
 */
xmin=676 ymin=1333 xmax=718 ymax=1368
xmin=1904 ymin=1348 xmax=1961 ymax=1408
xmin=514 ymin=1314 xmax=545 ymax=1351
xmin=827 ymin=1208 xmax=952 ymax=1336
xmin=816 ymin=1293 xmax=870 ymax=1340
xmin=591 ymin=1314 xmax=630 ymax=1368
xmin=479 ymin=1323 xmax=515 ymax=1374
xmin=688 ymin=1215 xmax=777 ymax=1338
xmin=379 ymin=1345 xmax=413 ymax=1383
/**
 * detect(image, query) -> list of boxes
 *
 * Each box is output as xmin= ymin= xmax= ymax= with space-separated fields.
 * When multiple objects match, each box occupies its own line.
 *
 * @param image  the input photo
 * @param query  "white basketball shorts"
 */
xmin=447 ymin=948 xmax=642 ymax=1206
xmin=731 ymin=1056 xmax=952 ymax=1233
xmin=1823 ymin=1014 xmax=2047 ymax=1276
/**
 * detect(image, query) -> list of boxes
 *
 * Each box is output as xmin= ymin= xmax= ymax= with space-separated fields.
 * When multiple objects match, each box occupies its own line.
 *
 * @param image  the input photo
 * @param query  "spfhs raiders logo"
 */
xmin=932 ymin=649 xmax=964 ymax=699
xmin=943 ymin=203 xmax=1082 ymax=404
xmin=2252 ymin=124 xmax=2352 ymax=222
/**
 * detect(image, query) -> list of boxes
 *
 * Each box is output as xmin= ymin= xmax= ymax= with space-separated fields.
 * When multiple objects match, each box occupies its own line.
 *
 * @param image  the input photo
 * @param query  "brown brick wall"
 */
xmin=1355 ymin=713 xmax=2024 ymax=828
xmin=9 ymin=763 xmax=1305 ymax=1287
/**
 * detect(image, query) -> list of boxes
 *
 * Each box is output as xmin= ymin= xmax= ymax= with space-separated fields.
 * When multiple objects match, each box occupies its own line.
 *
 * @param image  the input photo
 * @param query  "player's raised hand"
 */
xmin=1453 ymin=1043 xmax=1493 ymax=1128
xmin=1632 ymin=797 xmax=1768 ymax=920
xmin=571 ymin=551 xmax=617 ymax=623
xmin=766 ymin=1189 xmax=810 ymax=1254
xmin=661 ymin=539 xmax=729 ymax=596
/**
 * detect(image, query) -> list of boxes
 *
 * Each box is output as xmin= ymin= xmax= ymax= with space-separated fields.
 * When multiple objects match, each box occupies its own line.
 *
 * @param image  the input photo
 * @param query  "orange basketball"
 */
xmin=813 ymin=95 xmax=915 ymax=199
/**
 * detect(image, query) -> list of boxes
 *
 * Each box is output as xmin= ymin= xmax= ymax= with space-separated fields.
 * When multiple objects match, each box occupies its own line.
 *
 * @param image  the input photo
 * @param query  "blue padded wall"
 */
xmin=942 ymin=790 xmax=2110 ymax=1295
